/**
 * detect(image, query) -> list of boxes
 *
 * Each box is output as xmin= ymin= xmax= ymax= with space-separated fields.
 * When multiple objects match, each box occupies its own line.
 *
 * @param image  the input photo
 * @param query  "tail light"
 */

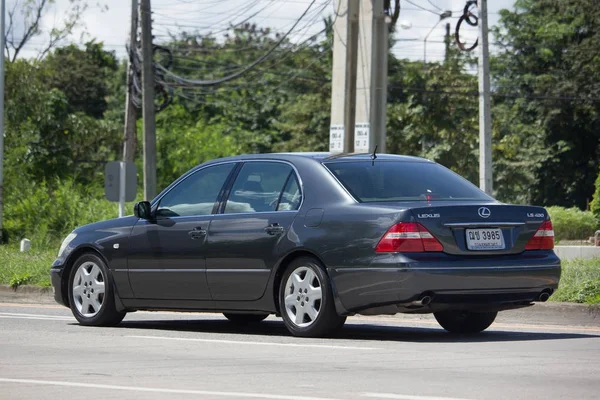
xmin=376 ymin=222 xmax=444 ymax=253
xmin=525 ymin=220 xmax=555 ymax=250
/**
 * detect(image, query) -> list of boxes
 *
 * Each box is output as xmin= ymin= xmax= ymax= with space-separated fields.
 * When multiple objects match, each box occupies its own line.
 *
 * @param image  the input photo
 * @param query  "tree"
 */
xmin=42 ymin=41 xmax=119 ymax=118
xmin=492 ymin=0 xmax=600 ymax=208
xmin=386 ymin=47 xmax=480 ymax=185
xmin=4 ymin=0 xmax=91 ymax=62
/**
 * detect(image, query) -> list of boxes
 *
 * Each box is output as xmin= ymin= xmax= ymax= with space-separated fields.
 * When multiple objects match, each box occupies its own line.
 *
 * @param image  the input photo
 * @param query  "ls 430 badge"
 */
xmin=527 ymin=213 xmax=545 ymax=218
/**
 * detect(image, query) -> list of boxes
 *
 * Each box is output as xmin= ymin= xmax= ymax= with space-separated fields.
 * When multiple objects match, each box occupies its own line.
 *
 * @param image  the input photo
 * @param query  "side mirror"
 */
xmin=134 ymin=201 xmax=152 ymax=220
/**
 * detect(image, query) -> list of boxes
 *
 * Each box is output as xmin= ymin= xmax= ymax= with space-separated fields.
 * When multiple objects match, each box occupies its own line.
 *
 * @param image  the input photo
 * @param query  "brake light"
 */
xmin=376 ymin=222 xmax=444 ymax=253
xmin=525 ymin=220 xmax=555 ymax=250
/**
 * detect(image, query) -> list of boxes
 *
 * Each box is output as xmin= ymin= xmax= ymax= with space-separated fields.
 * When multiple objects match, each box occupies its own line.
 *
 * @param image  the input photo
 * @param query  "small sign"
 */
xmin=329 ymin=124 xmax=344 ymax=153
xmin=105 ymin=161 xmax=137 ymax=202
xmin=355 ymin=123 xmax=370 ymax=153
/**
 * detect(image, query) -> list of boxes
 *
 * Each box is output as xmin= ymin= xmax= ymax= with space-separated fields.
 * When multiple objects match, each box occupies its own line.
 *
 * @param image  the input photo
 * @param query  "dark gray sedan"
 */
xmin=51 ymin=153 xmax=561 ymax=337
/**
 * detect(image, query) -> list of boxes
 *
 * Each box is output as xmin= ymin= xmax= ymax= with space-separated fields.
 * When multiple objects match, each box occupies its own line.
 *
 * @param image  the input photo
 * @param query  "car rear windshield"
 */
xmin=324 ymin=161 xmax=492 ymax=203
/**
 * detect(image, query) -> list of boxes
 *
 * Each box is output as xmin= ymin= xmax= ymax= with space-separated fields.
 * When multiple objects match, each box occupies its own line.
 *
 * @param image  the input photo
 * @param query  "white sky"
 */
xmin=12 ymin=0 xmax=514 ymax=63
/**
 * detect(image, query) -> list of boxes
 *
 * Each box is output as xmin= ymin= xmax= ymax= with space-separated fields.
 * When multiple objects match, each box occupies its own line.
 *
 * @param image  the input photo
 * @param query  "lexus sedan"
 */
xmin=51 ymin=153 xmax=561 ymax=337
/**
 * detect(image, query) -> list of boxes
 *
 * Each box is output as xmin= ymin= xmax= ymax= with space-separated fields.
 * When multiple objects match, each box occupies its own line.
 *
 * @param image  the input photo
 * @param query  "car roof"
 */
xmin=202 ymin=152 xmax=431 ymax=165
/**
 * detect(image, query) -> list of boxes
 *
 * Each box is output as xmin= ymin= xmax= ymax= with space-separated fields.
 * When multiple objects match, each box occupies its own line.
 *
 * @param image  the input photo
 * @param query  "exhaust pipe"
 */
xmin=410 ymin=294 xmax=433 ymax=307
xmin=538 ymin=291 xmax=551 ymax=302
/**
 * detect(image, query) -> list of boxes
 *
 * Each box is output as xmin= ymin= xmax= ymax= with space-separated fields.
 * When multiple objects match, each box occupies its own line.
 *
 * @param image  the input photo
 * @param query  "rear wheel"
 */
xmin=223 ymin=313 xmax=269 ymax=324
xmin=279 ymin=257 xmax=346 ymax=337
xmin=68 ymin=253 xmax=126 ymax=326
xmin=434 ymin=310 xmax=497 ymax=334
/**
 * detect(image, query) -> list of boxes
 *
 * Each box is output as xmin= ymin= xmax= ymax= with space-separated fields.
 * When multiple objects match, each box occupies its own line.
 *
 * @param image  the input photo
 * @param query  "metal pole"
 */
xmin=369 ymin=0 xmax=387 ymax=153
xmin=119 ymin=162 xmax=126 ymax=217
xmin=123 ymin=0 xmax=139 ymax=164
xmin=140 ymin=0 xmax=156 ymax=200
xmin=478 ymin=0 xmax=493 ymax=194
xmin=343 ymin=0 xmax=359 ymax=153
xmin=0 ymin=0 xmax=5 ymax=243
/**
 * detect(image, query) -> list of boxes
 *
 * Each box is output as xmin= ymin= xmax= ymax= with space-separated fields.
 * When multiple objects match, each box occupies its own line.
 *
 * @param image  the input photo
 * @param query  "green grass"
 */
xmin=0 ymin=244 xmax=56 ymax=288
xmin=1 ymin=243 xmax=599 ymax=304
xmin=552 ymin=258 xmax=600 ymax=304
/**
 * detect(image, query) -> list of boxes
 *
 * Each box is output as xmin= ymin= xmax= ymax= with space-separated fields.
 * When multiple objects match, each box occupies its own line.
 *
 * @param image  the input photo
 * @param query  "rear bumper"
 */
xmin=328 ymin=251 xmax=561 ymax=315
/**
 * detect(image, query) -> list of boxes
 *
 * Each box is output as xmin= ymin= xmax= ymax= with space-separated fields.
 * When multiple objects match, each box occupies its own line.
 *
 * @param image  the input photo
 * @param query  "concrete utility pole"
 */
xmin=354 ymin=0 xmax=388 ymax=153
xmin=140 ymin=0 xmax=156 ymax=200
xmin=0 ymin=0 xmax=5 ymax=243
xmin=478 ymin=0 xmax=493 ymax=194
xmin=329 ymin=0 xmax=359 ymax=153
xmin=123 ymin=0 xmax=139 ymax=165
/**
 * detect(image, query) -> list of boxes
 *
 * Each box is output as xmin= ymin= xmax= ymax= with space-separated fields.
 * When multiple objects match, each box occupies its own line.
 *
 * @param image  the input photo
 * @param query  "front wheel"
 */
xmin=68 ymin=253 xmax=126 ymax=326
xmin=434 ymin=310 xmax=497 ymax=334
xmin=279 ymin=257 xmax=346 ymax=337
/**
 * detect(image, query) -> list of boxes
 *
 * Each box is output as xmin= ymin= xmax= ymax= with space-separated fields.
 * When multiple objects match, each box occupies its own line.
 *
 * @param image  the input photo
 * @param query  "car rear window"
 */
xmin=324 ymin=161 xmax=492 ymax=202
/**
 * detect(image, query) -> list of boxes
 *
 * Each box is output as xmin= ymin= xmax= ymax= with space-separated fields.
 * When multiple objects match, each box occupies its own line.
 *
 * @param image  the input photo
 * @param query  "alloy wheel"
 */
xmin=283 ymin=266 xmax=322 ymax=327
xmin=72 ymin=261 xmax=106 ymax=318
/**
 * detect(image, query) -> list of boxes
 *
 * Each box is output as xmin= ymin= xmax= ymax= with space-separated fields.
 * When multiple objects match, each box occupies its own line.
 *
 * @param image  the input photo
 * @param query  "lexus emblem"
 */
xmin=478 ymin=207 xmax=491 ymax=218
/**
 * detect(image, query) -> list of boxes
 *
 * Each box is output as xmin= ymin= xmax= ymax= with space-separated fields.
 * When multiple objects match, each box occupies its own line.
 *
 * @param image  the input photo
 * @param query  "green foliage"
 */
xmin=9 ymin=273 xmax=34 ymax=289
xmin=547 ymin=206 xmax=599 ymax=241
xmin=590 ymin=168 xmax=600 ymax=218
xmin=552 ymin=258 xmax=600 ymax=304
xmin=492 ymin=0 xmax=600 ymax=208
xmin=3 ymin=178 xmax=134 ymax=246
xmin=386 ymin=48 xmax=480 ymax=185
xmin=0 ymin=246 xmax=55 ymax=288
xmin=42 ymin=41 xmax=119 ymax=118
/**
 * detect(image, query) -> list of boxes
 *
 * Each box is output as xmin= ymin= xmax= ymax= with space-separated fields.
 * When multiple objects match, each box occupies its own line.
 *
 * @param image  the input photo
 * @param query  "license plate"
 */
xmin=466 ymin=228 xmax=505 ymax=251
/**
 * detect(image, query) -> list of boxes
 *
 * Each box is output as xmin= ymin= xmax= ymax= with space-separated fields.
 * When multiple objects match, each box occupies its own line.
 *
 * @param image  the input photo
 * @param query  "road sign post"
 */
xmin=105 ymin=161 xmax=138 ymax=217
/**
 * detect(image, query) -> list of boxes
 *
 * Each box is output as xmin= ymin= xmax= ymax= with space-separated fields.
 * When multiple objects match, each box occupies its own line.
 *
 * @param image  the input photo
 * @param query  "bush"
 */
xmin=4 ymin=178 xmax=137 ymax=247
xmin=552 ymin=258 xmax=600 ymax=304
xmin=591 ymin=168 xmax=600 ymax=219
xmin=546 ymin=206 xmax=599 ymax=242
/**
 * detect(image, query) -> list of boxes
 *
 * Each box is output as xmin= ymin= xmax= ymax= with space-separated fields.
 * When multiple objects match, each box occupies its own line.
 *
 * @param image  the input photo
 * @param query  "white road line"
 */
xmin=0 ymin=312 xmax=72 ymax=319
xmin=0 ymin=378 xmax=343 ymax=400
xmin=0 ymin=313 xmax=73 ymax=321
xmin=362 ymin=393 xmax=474 ymax=400
xmin=127 ymin=335 xmax=380 ymax=350
xmin=0 ymin=316 xmax=73 ymax=322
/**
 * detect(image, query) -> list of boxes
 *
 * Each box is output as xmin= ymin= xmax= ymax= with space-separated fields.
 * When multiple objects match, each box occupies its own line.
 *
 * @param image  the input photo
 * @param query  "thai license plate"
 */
xmin=466 ymin=228 xmax=505 ymax=251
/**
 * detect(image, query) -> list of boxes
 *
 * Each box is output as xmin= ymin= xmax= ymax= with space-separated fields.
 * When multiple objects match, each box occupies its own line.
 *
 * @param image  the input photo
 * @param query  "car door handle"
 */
xmin=264 ymin=223 xmax=285 ymax=236
xmin=188 ymin=227 xmax=207 ymax=240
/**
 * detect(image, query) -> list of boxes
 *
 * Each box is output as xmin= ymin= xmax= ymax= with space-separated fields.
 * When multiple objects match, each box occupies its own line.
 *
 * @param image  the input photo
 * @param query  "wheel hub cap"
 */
xmin=72 ymin=262 xmax=105 ymax=318
xmin=284 ymin=267 xmax=322 ymax=328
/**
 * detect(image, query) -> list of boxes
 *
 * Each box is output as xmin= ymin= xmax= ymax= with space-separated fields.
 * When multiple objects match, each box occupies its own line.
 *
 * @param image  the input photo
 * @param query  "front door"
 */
xmin=206 ymin=161 xmax=302 ymax=301
xmin=127 ymin=163 xmax=237 ymax=300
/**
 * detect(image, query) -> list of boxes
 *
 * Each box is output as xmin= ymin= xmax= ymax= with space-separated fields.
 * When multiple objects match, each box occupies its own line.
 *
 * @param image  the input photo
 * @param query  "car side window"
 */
xmin=277 ymin=174 xmax=301 ymax=211
xmin=156 ymin=163 xmax=235 ymax=218
xmin=225 ymin=162 xmax=295 ymax=214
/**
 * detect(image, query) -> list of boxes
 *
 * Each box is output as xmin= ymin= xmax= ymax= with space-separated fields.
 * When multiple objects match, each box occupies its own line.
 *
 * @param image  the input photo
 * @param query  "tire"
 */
xmin=223 ymin=313 xmax=269 ymax=324
xmin=68 ymin=253 xmax=126 ymax=326
xmin=434 ymin=310 xmax=497 ymax=334
xmin=279 ymin=257 xmax=346 ymax=337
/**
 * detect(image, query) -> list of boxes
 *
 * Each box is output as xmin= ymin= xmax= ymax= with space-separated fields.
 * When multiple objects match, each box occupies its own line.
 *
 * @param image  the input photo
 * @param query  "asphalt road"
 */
xmin=1 ymin=303 xmax=599 ymax=400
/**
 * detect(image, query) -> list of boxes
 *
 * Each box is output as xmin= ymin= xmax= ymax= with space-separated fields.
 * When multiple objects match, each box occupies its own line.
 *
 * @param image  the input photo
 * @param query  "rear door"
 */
xmin=205 ymin=161 xmax=302 ymax=301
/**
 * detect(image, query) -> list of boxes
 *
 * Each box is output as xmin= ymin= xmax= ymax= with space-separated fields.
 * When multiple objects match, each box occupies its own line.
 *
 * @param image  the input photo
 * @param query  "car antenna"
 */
xmin=371 ymin=145 xmax=378 ymax=166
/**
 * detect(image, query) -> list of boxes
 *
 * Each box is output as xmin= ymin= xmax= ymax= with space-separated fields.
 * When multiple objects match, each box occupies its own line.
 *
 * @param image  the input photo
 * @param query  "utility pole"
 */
xmin=329 ymin=0 xmax=359 ymax=153
xmin=478 ymin=0 xmax=493 ymax=194
xmin=123 ymin=0 xmax=139 ymax=165
xmin=0 ymin=0 xmax=6 ymax=243
xmin=140 ymin=0 xmax=156 ymax=200
xmin=444 ymin=22 xmax=451 ymax=62
xmin=354 ymin=0 xmax=388 ymax=153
